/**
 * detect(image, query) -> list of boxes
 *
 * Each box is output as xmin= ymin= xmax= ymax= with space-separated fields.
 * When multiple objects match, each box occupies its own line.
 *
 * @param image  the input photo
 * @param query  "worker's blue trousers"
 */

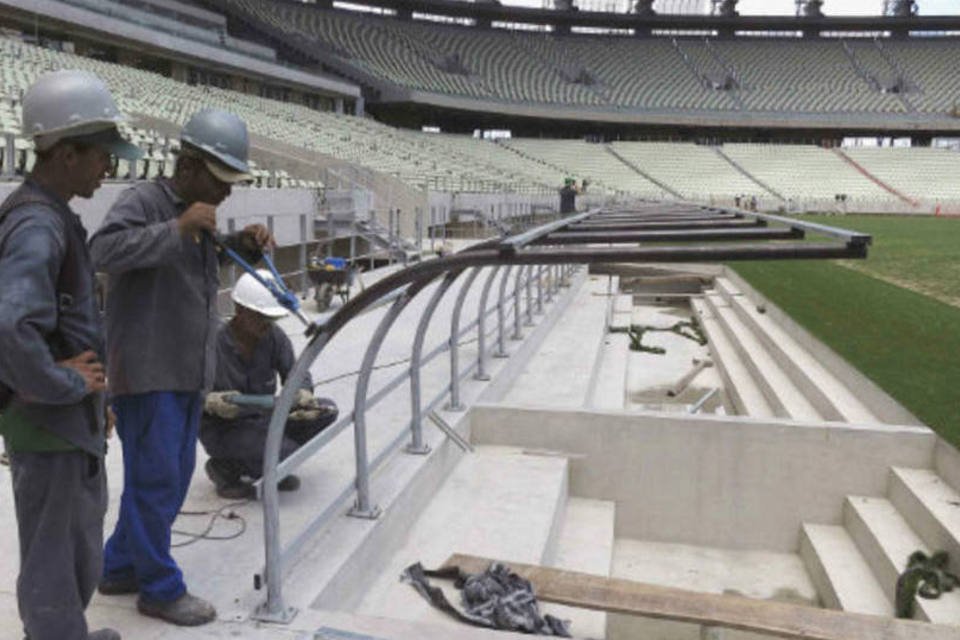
xmin=102 ymin=391 xmax=202 ymax=603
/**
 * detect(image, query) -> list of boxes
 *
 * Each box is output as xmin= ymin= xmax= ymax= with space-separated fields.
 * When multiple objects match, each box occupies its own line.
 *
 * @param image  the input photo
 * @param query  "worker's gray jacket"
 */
xmin=89 ymin=178 xmax=259 ymax=396
xmin=0 ymin=179 xmax=106 ymax=455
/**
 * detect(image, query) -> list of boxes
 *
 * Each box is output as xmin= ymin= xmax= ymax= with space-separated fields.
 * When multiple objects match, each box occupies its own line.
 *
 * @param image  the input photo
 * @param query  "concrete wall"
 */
xmin=470 ymin=405 xmax=935 ymax=552
xmin=427 ymin=192 xmax=560 ymax=227
xmin=0 ymin=181 xmax=316 ymax=247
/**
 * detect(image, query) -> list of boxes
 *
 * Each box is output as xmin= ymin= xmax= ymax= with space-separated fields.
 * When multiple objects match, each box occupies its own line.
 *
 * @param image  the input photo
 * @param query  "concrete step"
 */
xmin=715 ymin=278 xmax=876 ymax=424
xmin=690 ymin=296 xmax=774 ymax=418
xmin=844 ymin=495 xmax=960 ymax=623
xmin=356 ymin=447 xmax=569 ymax=627
xmin=889 ymin=468 xmax=960 ymax=573
xmin=704 ymin=293 xmax=821 ymax=422
xmin=588 ymin=332 xmax=630 ymax=410
xmin=502 ymin=275 xmax=610 ymax=409
xmin=799 ymin=523 xmax=892 ymax=616
xmin=543 ymin=498 xmax=616 ymax=639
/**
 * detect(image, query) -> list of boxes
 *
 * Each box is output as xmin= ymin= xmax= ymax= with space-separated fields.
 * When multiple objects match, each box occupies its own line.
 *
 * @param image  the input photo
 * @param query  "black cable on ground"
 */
xmin=173 ymin=500 xmax=250 ymax=547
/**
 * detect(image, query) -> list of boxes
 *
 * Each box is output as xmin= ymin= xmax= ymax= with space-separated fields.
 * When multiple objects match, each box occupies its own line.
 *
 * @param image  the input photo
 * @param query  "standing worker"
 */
xmin=0 ymin=70 xmax=142 ymax=640
xmin=559 ymin=177 xmax=578 ymax=215
xmin=89 ymin=109 xmax=273 ymax=627
xmin=201 ymin=270 xmax=338 ymax=499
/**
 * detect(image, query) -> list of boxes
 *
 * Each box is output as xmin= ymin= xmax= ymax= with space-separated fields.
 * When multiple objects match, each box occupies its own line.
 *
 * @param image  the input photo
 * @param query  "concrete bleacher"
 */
xmin=608 ymin=141 xmax=760 ymax=201
xmin=845 ymin=146 xmax=960 ymax=201
xmin=502 ymin=138 xmax=663 ymax=196
xmin=721 ymin=143 xmax=891 ymax=202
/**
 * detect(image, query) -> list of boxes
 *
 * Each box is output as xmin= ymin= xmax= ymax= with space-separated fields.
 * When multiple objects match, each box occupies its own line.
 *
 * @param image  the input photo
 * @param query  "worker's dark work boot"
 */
xmin=137 ymin=592 xmax=217 ymax=626
xmin=88 ymin=629 xmax=122 ymax=640
xmin=205 ymin=459 xmax=254 ymax=500
xmin=98 ymin=573 xmax=139 ymax=595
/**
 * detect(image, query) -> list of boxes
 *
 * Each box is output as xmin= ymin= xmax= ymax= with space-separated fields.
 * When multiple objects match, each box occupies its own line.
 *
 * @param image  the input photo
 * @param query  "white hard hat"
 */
xmin=231 ymin=270 xmax=289 ymax=319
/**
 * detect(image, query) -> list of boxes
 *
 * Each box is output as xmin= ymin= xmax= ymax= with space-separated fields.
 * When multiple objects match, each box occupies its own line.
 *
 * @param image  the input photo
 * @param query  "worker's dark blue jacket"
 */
xmin=0 ymin=179 xmax=106 ymax=455
xmin=89 ymin=178 xmax=258 ymax=396
xmin=200 ymin=322 xmax=313 ymax=461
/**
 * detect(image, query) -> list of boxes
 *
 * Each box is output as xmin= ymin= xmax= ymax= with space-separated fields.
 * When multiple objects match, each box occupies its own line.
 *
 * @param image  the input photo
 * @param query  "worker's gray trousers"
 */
xmin=10 ymin=450 xmax=107 ymax=640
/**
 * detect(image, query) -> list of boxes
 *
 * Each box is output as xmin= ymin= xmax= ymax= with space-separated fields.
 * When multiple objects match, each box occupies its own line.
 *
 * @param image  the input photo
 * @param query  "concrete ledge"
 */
xmin=471 ymin=405 xmax=935 ymax=552
xmin=722 ymin=268 xmax=922 ymax=426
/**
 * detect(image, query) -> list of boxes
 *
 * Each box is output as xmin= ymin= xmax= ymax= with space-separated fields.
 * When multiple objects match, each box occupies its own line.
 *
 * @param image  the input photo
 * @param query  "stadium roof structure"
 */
xmin=266 ymin=0 xmax=960 ymax=35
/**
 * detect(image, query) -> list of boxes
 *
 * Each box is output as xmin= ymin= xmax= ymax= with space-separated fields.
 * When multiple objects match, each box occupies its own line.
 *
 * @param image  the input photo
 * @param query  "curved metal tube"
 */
xmin=448 ymin=267 xmax=482 ymax=410
xmin=408 ymin=272 xmax=461 ymax=454
xmin=350 ymin=280 xmax=430 ymax=516
xmin=475 ymin=266 xmax=501 ymax=381
xmin=495 ymin=265 xmax=513 ymax=357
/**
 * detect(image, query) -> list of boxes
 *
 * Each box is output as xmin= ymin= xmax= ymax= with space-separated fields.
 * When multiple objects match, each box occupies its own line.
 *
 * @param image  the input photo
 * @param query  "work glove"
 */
xmin=290 ymin=396 xmax=338 ymax=422
xmin=295 ymin=388 xmax=320 ymax=410
xmin=205 ymin=390 xmax=242 ymax=420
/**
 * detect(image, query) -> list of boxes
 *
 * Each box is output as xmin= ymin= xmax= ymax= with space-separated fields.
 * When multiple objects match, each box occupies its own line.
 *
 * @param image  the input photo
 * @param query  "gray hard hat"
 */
xmin=180 ymin=108 xmax=252 ymax=182
xmin=23 ymin=70 xmax=141 ymax=159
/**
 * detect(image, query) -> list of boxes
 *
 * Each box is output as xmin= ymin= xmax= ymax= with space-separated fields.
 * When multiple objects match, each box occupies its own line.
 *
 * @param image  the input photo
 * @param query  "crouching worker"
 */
xmin=201 ymin=270 xmax=338 ymax=499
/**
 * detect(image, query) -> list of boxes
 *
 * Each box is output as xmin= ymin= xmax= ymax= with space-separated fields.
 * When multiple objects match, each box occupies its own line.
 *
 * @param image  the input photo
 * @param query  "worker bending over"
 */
xmin=90 ymin=109 xmax=272 ymax=627
xmin=201 ymin=270 xmax=338 ymax=499
xmin=0 ymin=70 xmax=141 ymax=640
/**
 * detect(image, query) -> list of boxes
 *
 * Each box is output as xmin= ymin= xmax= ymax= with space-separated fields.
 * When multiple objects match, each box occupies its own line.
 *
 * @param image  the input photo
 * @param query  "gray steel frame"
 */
xmin=253 ymin=202 xmax=871 ymax=622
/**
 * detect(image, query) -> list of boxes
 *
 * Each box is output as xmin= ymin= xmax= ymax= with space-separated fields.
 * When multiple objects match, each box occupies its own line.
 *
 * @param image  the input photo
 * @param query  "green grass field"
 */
xmin=731 ymin=214 xmax=960 ymax=446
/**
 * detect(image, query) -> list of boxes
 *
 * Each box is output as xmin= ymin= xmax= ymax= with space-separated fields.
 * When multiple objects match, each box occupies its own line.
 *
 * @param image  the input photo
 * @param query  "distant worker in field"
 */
xmin=0 ymin=70 xmax=142 ymax=640
xmin=200 ymin=270 xmax=338 ymax=499
xmin=559 ymin=177 xmax=578 ymax=215
xmin=89 ymin=108 xmax=273 ymax=627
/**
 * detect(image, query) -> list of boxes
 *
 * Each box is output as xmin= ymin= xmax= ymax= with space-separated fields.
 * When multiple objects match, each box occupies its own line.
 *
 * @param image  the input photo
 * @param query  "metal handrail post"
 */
xmin=494 ymin=266 xmax=512 ymax=358
xmin=536 ymin=265 xmax=544 ymax=314
xmin=256 ymin=331 xmax=331 ymax=624
xmin=524 ymin=264 xmax=534 ymax=326
xmin=299 ymin=214 xmax=308 ymax=298
xmin=475 ymin=266 xmax=501 ymax=381
xmin=350 ymin=283 xmax=427 ymax=518
xmin=512 ymin=265 xmax=524 ymax=340
xmin=447 ymin=267 xmax=482 ymax=411
xmin=409 ymin=272 xmax=460 ymax=454
xmin=544 ymin=264 xmax=554 ymax=303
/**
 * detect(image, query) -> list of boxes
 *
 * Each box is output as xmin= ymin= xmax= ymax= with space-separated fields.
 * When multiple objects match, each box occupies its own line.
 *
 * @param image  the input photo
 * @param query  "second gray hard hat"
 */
xmin=180 ymin=108 xmax=252 ymax=183
xmin=23 ymin=70 xmax=142 ymax=159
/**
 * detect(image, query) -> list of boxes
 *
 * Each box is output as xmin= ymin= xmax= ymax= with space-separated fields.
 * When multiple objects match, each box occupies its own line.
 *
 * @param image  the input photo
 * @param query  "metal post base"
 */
xmin=405 ymin=443 xmax=431 ymax=455
xmin=524 ymin=320 xmax=535 ymax=327
xmin=445 ymin=402 xmax=465 ymax=412
xmin=511 ymin=333 xmax=523 ymax=341
xmin=493 ymin=351 xmax=509 ymax=359
xmin=348 ymin=503 xmax=382 ymax=519
xmin=252 ymin=602 xmax=298 ymax=624
xmin=474 ymin=373 xmax=491 ymax=381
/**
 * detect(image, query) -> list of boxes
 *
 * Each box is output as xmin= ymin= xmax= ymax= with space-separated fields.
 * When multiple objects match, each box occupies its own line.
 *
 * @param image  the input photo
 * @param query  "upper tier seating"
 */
xmin=220 ymin=0 xmax=960 ymax=117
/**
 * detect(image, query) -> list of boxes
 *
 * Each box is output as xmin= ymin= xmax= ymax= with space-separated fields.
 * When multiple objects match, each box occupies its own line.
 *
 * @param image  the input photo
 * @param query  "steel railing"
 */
xmin=251 ymin=202 xmax=872 ymax=623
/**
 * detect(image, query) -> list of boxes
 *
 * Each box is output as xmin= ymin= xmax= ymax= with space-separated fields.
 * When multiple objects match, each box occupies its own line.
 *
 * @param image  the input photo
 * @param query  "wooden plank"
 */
xmin=443 ymin=554 xmax=959 ymax=640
